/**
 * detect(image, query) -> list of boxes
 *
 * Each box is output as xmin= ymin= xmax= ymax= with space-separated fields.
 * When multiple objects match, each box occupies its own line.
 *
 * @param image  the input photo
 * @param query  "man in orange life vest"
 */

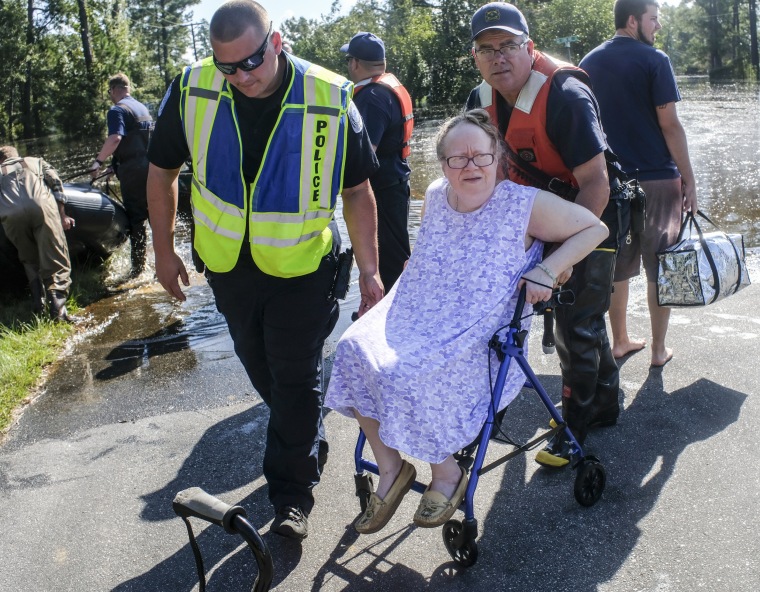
xmin=341 ymin=32 xmax=414 ymax=290
xmin=466 ymin=3 xmax=631 ymax=467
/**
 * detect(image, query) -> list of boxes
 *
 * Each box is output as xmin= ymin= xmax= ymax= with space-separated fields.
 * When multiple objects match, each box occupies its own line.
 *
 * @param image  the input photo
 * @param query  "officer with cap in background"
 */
xmin=341 ymin=32 xmax=414 ymax=291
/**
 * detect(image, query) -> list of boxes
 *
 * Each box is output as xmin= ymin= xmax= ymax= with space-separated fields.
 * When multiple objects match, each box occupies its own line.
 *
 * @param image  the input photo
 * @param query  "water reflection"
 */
xmin=12 ymin=79 xmax=759 ymax=366
xmin=21 ymin=78 xmax=760 ymax=250
xmin=678 ymin=79 xmax=760 ymax=247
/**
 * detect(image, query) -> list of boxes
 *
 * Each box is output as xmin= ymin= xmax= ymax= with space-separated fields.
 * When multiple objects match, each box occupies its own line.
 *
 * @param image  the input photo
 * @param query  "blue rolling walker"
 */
xmin=353 ymin=285 xmax=607 ymax=567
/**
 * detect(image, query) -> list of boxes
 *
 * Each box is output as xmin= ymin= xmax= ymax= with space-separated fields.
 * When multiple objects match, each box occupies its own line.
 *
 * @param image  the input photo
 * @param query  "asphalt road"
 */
xmin=1 ymin=255 xmax=758 ymax=591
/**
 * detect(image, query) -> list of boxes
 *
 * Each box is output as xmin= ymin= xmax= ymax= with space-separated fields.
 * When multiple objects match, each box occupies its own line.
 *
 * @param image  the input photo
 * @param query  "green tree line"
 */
xmin=1 ymin=0 xmax=759 ymax=143
xmin=0 ymin=0 xmax=210 ymax=142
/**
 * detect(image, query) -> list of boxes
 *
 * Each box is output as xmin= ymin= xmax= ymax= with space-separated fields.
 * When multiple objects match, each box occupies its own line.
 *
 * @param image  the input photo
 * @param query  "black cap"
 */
xmin=471 ymin=2 xmax=529 ymax=41
xmin=340 ymin=32 xmax=386 ymax=61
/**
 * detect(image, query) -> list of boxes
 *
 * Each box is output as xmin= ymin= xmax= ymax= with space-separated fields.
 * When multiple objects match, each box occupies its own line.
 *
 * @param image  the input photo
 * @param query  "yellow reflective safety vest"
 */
xmin=180 ymin=54 xmax=352 ymax=276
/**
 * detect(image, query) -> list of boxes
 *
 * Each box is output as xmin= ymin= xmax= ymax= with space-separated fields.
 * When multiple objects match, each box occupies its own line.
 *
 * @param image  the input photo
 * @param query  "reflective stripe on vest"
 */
xmin=181 ymin=55 xmax=350 ymax=277
xmin=354 ymin=73 xmax=414 ymax=159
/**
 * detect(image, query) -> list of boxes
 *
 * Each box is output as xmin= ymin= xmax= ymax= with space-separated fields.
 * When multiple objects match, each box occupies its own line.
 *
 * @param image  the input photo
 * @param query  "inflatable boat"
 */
xmin=0 ymin=183 xmax=129 ymax=290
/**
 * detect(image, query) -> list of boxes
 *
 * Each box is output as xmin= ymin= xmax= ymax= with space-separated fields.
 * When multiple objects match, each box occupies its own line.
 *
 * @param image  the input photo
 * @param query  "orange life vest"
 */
xmin=477 ymin=51 xmax=590 ymax=189
xmin=354 ymin=73 xmax=414 ymax=159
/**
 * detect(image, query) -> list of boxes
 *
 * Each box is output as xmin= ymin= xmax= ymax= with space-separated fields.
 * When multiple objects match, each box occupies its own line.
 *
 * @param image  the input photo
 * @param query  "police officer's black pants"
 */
xmin=375 ymin=179 xmax=412 ymax=291
xmin=206 ymin=250 xmax=339 ymax=515
xmin=553 ymin=198 xmax=627 ymax=443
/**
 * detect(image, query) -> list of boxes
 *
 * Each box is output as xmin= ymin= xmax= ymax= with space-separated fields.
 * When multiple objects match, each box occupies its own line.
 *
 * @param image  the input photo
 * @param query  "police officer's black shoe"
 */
xmin=271 ymin=505 xmax=309 ymax=540
xmin=535 ymin=433 xmax=573 ymax=468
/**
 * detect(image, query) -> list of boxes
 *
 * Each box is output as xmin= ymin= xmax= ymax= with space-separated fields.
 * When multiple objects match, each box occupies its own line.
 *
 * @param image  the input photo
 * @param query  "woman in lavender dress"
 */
xmin=325 ymin=110 xmax=608 ymax=534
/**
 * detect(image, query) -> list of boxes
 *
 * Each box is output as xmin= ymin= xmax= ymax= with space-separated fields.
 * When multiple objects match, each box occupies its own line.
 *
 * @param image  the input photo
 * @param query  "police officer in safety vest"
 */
xmin=147 ymin=0 xmax=382 ymax=540
xmin=341 ymin=32 xmax=414 ymax=291
xmin=466 ymin=3 xmax=630 ymax=467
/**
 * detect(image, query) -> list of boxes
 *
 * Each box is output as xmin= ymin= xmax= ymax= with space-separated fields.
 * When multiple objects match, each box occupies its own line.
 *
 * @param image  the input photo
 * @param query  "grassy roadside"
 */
xmin=0 ymin=265 xmax=109 ymax=434
xmin=0 ymin=314 xmax=73 ymax=432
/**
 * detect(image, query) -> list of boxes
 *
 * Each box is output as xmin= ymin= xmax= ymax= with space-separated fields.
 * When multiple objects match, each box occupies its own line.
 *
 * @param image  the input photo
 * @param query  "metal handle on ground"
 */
xmin=173 ymin=487 xmax=273 ymax=592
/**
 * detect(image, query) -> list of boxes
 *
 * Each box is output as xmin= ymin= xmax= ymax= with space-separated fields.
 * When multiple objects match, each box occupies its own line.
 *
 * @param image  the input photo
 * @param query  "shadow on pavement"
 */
xmin=311 ymin=523 xmax=430 ymax=591
xmin=111 ymin=366 xmax=745 ymax=590
xmin=113 ymin=403 xmax=307 ymax=591
xmin=476 ymin=373 xmax=746 ymax=591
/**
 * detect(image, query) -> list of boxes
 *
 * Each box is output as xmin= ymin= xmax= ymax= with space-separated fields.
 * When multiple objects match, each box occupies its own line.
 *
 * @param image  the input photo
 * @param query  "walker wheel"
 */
xmin=573 ymin=457 xmax=606 ymax=507
xmin=442 ymin=519 xmax=479 ymax=567
xmin=354 ymin=472 xmax=374 ymax=512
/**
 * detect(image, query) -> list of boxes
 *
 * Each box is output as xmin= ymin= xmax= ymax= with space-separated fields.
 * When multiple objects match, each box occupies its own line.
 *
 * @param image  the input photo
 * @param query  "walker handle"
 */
xmin=172 ymin=487 xmax=247 ymax=534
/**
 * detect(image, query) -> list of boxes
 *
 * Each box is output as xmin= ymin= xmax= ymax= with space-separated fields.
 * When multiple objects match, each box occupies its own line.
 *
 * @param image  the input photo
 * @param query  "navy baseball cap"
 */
xmin=340 ymin=32 xmax=386 ymax=61
xmin=471 ymin=2 xmax=529 ymax=40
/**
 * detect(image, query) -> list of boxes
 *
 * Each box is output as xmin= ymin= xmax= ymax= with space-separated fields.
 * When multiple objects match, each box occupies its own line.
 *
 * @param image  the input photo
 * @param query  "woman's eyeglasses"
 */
xmin=213 ymin=22 xmax=273 ymax=75
xmin=443 ymin=153 xmax=496 ymax=169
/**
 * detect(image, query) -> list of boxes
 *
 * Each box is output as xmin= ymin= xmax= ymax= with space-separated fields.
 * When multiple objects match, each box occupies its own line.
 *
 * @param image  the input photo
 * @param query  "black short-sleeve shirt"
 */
xmin=149 ymin=57 xmax=379 ymax=188
xmin=466 ymin=71 xmax=607 ymax=171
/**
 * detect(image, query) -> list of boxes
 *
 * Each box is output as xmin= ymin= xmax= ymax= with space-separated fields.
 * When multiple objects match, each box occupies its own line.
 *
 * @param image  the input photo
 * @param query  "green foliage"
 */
xmin=0 ymin=0 xmax=758 ymax=143
xmin=661 ymin=0 xmax=755 ymax=78
xmin=129 ymin=0 xmax=199 ymax=94
xmin=0 ymin=0 xmax=200 ymax=143
xmin=427 ymin=0 xmax=482 ymax=106
xmin=660 ymin=2 xmax=711 ymax=74
xmin=530 ymin=0 xmax=615 ymax=63
xmin=0 ymin=1 xmax=30 ymax=140
xmin=283 ymin=1 xmax=384 ymax=75
xmin=0 ymin=317 xmax=72 ymax=433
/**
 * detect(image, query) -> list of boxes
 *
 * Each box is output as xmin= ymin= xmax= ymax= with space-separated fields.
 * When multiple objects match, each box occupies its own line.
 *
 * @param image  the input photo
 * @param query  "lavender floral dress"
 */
xmin=325 ymin=178 xmax=544 ymax=463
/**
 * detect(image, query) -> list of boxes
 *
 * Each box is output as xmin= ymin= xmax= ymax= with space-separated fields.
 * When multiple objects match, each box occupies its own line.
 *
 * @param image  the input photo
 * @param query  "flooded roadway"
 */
xmin=9 ymin=79 xmax=758 ymax=388
xmin=36 ymin=74 xmax=760 ymax=408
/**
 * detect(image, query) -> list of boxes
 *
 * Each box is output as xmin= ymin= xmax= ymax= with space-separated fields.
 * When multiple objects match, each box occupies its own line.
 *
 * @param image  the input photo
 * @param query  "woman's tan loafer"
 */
xmin=413 ymin=467 xmax=467 ymax=528
xmin=355 ymin=460 xmax=417 ymax=534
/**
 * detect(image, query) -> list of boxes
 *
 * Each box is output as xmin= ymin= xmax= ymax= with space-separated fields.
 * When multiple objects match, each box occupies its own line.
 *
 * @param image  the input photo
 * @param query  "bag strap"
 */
xmin=677 ymin=209 xmax=723 ymax=239
xmin=695 ymin=209 xmax=718 ymax=228
xmin=727 ymin=235 xmax=746 ymax=295
xmin=680 ymin=210 xmax=722 ymax=304
xmin=505 ymin=145 xmax=579 ymax=200
xmin=677 ymin=210 xmax=697 ymax=240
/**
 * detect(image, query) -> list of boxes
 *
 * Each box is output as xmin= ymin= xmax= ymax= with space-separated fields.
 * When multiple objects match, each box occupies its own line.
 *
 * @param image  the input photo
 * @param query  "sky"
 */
xmin=192 ymin=0 xmax=358 ymax=28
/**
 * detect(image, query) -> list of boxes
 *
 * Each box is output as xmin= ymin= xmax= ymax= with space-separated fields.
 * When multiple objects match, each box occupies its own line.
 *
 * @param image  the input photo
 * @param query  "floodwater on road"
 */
xmin=11 ymin=77 xmax=760 ymax=382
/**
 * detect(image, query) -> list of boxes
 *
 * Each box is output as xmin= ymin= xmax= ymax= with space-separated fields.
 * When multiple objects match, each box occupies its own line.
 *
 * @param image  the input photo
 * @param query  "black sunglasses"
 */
xmin=213 ymin=22 xmax=273 ymax=75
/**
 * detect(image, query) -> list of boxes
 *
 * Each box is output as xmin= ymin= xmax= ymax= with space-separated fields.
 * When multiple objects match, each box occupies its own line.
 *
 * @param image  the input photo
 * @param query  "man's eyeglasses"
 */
xmin=443 ymin=153 xmax=495 ymax=169
xmin=213 ymin=22 xmax=273 ymax=75
xmin=475 ymin=40 xmax=529 ymax=60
